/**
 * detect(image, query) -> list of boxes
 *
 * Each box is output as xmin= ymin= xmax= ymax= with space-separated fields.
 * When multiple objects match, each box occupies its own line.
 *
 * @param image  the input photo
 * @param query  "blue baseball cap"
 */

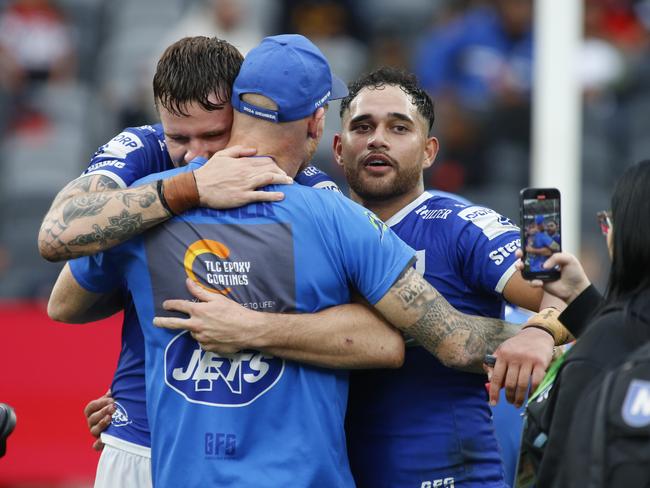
xmin=535 ymin=215 xmax=545 ymax=225
xmin=231 ymin=34 xmax=348 ymax=123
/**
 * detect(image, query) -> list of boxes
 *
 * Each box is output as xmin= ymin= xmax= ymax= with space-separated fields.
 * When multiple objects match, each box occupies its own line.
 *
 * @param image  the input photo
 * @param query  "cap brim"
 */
xmin=330 ymin=73 xmax=348 ymax=100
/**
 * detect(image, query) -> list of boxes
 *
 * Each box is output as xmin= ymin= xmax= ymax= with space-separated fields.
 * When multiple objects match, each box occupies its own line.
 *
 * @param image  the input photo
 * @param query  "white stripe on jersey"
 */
xmin=385 ymin=192 xmax=433 ymax=227
xmin=75 ymin=170 xmax=127 ymax=189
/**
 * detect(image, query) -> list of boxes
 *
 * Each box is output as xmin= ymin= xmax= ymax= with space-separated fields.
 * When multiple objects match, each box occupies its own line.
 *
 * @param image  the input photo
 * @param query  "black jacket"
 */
xmin=536 ymin=287 xmax=650 ymax=487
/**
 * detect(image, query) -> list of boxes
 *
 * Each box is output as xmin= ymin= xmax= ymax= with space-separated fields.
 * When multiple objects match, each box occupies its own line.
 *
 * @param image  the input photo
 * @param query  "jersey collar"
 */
xmin=384 ymin=191 xmax=433 ymax=228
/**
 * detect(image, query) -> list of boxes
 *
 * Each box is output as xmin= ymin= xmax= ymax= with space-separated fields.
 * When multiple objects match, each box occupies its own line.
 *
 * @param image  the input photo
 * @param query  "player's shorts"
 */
xmin=94 ymin=443 xmax=152 ymax=488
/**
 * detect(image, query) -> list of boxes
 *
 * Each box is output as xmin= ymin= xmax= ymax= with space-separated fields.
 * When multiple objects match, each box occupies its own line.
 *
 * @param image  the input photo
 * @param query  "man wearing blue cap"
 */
xmin=526 ymin=215 xmax=560 ymax=271
xmin=52 ymin=34 xmax=542 ymax=486
xmin=51 ymin=34 xmax=411 ymax=486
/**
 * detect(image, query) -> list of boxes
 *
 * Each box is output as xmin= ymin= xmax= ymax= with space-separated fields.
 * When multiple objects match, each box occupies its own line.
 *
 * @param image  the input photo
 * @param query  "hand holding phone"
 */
xmin=519 ymin=188 xmax=561 ymax=281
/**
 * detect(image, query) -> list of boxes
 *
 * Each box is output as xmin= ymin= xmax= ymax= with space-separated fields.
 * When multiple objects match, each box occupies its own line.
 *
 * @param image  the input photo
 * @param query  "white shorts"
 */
xmin=94 ymin=443 xmax=152 ymax=488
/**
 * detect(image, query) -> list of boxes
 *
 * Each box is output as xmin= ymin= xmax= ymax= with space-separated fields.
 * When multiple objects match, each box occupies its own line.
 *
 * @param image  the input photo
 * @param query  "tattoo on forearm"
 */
xmin=68 ymin=210 xmax=144 ymax=246
xmin=117 ymin=190 xmax=157 ymax=209
xmin=61 ymin=193 xmax=111 ymax=225
xmin=48 ymin=177 xmax=94 ymax=211
xmin=394 ymin=268 xmax=516 ymax=368
xmin=95 ymin=176 xmax=119 ymax=192
xmin=395 ymin=276 xmax=429 ymax=307
xmin=40 ymin=177 xmax=164 ymax=260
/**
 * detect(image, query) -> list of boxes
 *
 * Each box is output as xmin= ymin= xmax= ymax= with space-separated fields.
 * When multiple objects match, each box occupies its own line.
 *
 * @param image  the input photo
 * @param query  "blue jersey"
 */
xmin=530 ymin=232 xmax=554 ymax=272
xmin=346 ymin=191 xmax=520 ymax=488
xmin=78 ymin=125 xmax=341 ymax=455
xmin=82 ymin=124 xmax=171 ymax=188
xmin=71 ymin=159 xmax=413 ymax=487
xmin=79 ymin=123 xmax=172 ymax=453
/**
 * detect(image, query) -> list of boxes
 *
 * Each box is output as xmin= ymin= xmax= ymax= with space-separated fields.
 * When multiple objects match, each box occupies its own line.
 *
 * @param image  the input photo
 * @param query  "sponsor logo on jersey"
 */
xmin=300 ymin=166 xmax=322 ymax=177
xmin=138 ymin=125 xmax=156 ymax=134
xmin=205 ymin=432 xmax=237 ymax=459
xmin=312 ymin=181 xmax=342 ymax=193
xmin=165 ymin=332 xmax=284 ymax=407
xmin=414 ymin=205 xmax=452 ymax=220
xmin=111 ymin=401 xmax=132 ymax=427
xmin=85 ymin=159 xmax=126 ymax=173
xmin=93 ymin=131 xmax=144 ymax=161
xmin=146 ymin=222 xmax=296 ymax=406
xmin=622 ymin=379 xmax=650 ymax=427
xmin=458 ymin=206 xmax=519 ymax=240
xmin=364 ymin=210 xmax=388 ymax=241
xmin=420 ymin=477 xmax=455 ymax=488
xmin=488 ymin=238 xmax=520 ymax=265
xmin=183 ymin=239 xmax=251 ymax=295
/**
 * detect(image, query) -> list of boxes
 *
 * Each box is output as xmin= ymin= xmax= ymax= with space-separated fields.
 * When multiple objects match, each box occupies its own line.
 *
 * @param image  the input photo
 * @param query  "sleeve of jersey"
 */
xmin=68 ymin=251 xmax=122 ymax=294
xmin=456 ymin=209 xmax=521 ymax=295
xmin=294 ymin=165 xmax=342 ymax=193
xmin=326 ymin=196 xmax=415 ymax=305
xmin=81 ymin=128 xmax=152 ymax=188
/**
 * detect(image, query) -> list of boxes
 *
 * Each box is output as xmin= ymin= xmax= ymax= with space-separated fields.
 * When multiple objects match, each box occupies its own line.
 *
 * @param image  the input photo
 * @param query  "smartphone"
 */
xmin=519 ymin=188 xmax=561 ymax=281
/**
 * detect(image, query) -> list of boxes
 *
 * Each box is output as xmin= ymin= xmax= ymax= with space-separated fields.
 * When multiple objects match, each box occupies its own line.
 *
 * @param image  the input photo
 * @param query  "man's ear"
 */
xmin=333 ymin=133 xmax=343 ymax=168
xmin=422 ymin=136 xmax=439 ymax=170
xmin=307 ymin=107 xmax=326 ymax=139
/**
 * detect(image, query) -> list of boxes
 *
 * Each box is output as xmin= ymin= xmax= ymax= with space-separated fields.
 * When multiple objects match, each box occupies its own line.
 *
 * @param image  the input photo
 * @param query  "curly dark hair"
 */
xmin=153 ymin=36 xmax=243 ymax=117
xmin=339 ymin=67 xmax=435 ymax=133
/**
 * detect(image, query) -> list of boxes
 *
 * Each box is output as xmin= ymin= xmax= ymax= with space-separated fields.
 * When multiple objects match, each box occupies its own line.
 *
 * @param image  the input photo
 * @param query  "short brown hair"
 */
xmin=153 ymin=36 xmax=243 ymax=117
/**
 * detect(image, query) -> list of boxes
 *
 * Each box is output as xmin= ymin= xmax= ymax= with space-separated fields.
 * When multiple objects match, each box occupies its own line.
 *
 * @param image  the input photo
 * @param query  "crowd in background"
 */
xmin=1 ymin=0 xmax=649 ymax=298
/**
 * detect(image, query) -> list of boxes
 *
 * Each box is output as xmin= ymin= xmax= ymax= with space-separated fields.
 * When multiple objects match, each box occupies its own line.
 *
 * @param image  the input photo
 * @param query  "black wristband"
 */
xmin=156 ymin=179 xmax=174 ymax=216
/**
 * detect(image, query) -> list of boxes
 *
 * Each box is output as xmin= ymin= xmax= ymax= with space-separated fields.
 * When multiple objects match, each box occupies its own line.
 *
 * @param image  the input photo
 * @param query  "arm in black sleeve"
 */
xmin=558 ymin=284 xmax=604 ymax=338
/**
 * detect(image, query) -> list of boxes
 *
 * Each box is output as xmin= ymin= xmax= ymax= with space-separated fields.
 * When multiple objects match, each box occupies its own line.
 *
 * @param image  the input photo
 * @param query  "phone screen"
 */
xmin=520 ymin=188 xmax=561 ymax=281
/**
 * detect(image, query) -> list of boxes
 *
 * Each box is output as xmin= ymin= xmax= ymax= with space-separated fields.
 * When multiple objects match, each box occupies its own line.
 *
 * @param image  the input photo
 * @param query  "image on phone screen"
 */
xmin=521 ymin=188 xmax=561 ymax=280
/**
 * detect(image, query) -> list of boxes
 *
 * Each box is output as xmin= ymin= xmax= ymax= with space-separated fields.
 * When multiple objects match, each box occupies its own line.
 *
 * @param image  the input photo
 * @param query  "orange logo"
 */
xmin=183 ymin=240 xmax=231 ymax=294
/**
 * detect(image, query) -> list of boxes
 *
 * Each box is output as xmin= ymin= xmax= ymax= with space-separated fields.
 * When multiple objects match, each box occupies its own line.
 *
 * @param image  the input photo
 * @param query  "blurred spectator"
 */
xmin=275 ymin=0 xmax=370 ymax=182
xmin=131 ymin=0 xmax=274 ymax=126
xmin=0 ymin=0 xmax=76 ymax=134
xmin=413 ymin=0 xmax=534 ymax=193
xmin=582 ymin=0 xmax=627 ymax=99
xmin=163 ymin=0 xmax=269 ymax=57
xmin=414 ymin=0 xmax=532 ymax=113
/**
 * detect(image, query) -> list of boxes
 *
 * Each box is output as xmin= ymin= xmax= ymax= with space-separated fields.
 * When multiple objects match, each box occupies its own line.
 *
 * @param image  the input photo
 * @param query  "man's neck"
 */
xmin=226 ymin=135 xmax=303 ymax=178
xmin=351 ymin=188 xmax=425 ymax=223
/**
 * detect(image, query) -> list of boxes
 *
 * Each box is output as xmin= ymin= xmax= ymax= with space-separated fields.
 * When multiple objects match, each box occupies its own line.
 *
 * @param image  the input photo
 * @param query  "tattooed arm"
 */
xmin=38 ymin=147 xmax=291 ymax=262
xmin=38 ymin=174 xmax=170 ymax=262
xmin=374 ymin=267 xmax=548 ymax=373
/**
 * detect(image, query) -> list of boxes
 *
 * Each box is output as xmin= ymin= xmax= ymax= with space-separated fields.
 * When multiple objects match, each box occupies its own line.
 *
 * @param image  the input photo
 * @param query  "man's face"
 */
xmin=546 ymin=221 xmax=557 ymax=235
xmin=158 ymin=96 xmax=233 ymax=166
xmin=334 ymin=84 xmax=437 ymax=202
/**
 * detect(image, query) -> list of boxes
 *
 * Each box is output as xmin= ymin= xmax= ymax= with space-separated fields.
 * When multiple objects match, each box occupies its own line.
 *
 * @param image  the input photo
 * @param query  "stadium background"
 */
xmin=0 ymin=0 xmax=647 ymax=485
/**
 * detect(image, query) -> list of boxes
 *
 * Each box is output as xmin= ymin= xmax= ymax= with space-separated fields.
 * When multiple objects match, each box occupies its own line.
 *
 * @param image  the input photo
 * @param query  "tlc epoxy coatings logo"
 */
xmin=183 ymin=239 xmax=250 ymax=295
xmin=145 ymin=221 xmax=296 ymax=406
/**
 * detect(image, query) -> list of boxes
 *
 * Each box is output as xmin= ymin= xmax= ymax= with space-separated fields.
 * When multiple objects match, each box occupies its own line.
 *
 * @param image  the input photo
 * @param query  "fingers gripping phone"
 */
xmin=519 ymin=188 xmax=561 ymax=281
